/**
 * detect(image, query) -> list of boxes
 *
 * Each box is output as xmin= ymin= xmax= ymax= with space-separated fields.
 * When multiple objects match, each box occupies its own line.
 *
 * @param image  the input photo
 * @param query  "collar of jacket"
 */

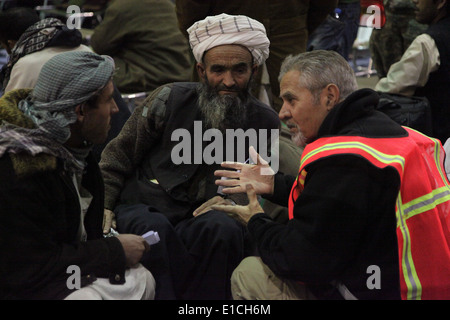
xmin=317 ymin=88 xmax=380 ymax=138
xmin=0 ymin=89 xmax=57 ymax=177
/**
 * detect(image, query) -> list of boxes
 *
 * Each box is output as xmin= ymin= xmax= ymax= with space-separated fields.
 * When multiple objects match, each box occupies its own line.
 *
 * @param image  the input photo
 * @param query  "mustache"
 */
xmin=284 ymin=120 xmax=299 ymax=130
xmin=215 ymin=84 xmax=240 ymax=92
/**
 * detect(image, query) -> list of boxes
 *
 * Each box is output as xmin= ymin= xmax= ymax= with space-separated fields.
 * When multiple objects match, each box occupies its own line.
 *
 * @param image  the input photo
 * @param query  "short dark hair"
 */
xmin=0 ymin=7 xmax=40 ymax=43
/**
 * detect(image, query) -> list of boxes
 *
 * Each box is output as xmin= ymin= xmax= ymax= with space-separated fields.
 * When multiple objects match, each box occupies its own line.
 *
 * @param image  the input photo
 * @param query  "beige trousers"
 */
xmin=231 ymin=256 xmax=316 ymax=300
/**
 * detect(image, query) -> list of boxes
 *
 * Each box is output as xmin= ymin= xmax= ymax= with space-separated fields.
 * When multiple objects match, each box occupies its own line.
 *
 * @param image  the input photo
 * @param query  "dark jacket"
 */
xmin=90 ymin=0 xmax=192 ymax=93
xmin=0 ymin=90 xmax=126 ymax=300
xmin=100 ymin=82 xmax=280 ymax=225
xmin=250 ymin=89 xmax=407 ymax=299
xmin=415 ymin=15 xmax=450 ymax=143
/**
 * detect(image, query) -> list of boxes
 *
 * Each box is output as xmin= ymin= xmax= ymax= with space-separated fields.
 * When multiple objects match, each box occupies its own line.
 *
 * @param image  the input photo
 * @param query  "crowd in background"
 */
xmin=0 ymin=0 xmax=449 ymax=301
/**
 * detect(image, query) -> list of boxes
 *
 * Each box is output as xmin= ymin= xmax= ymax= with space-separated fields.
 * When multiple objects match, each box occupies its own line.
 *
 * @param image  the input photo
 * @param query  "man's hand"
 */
xmin=116 ymin=234 xmax=150 ymax=267
xmin=193 ymin=196 xmax=234 ymax=217
xmin=211 ymin=184 xmax=264 ymax=225
xmin=103 ymin=208 xmax=117 ymax=234
xmin=215 ymin=146 xmax=275 ymax=196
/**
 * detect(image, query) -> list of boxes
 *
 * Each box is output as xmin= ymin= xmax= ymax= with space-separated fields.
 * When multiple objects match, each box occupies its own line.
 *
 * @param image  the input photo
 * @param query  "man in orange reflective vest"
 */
xmin=211 ymin=50 xmax=450 ymax=300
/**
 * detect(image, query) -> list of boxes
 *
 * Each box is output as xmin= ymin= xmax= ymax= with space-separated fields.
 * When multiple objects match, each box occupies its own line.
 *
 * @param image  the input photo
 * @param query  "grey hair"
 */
xmin=278 ymin=50 xmax=358 ymax=103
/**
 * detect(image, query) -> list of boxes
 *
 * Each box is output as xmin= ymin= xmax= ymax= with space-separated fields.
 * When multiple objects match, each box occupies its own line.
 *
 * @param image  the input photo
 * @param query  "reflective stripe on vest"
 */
xmin=288 ymin=128 xmax=450 ymax=299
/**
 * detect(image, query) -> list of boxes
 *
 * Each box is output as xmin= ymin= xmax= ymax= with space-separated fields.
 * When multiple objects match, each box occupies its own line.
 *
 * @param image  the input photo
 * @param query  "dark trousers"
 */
xmin=114 ymin=204 xmax=249 ymax=300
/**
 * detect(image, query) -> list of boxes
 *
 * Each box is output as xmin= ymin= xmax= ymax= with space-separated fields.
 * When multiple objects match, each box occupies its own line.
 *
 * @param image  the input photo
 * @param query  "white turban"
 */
xmin=187 ymin=13 xmax=270 ymax=66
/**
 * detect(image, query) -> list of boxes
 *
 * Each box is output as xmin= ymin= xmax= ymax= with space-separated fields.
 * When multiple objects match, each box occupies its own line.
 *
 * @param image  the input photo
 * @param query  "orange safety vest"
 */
xmin=288 ymin=127 xmax=450 ymax=300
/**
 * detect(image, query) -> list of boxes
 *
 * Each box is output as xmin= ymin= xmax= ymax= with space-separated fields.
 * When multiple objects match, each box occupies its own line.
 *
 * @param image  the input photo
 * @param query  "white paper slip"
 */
xmin=142 ymin=230 xmax=160 ymax=245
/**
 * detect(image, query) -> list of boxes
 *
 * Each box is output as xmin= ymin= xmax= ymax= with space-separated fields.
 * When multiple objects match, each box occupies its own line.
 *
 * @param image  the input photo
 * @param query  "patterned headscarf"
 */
xmin=1 ymin=18 xmax=74 ymax=89
xmin=0 ymin=51 xmax=115 ymax=173
xmin=187 ymin=13 xmax=270 ymax=66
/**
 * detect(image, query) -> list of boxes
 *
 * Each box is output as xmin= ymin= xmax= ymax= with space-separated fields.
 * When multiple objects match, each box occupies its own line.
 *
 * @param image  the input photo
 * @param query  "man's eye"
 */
xmin=211 ymin=67 xmax=224 ymax=73
xmin=286 ymin=98 xmax=296 ymax=105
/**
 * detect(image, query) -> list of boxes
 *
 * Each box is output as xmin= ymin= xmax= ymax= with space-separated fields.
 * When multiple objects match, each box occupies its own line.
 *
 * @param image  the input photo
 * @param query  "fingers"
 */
xmin=245 ymin=183 xmax=258 ymax=204
xmin=249 ymin=146 xmax=268 ymax=166
xmin=193 ymin=196 xmax=226 ymax=217
xmin=249 ymin=146 xmax=258 ymax=165
xmin=212 ymin=184 xmax=263 ymax=226
xmin=193 ymin=201 xmax=208 ymax=217
xmin=211 ymin=204 xmax=237 ymax=214
xmin=215 ymin=184 xmax=243 ymax=194
xmin=220 ymin=161 xmax=243 ymax=170
xmin=214 ymin=169 xmax=240 ymax=179
xmin=210 ymin=204 xmax=244 ymax=225
xmin=103 ymin=209 xmax=115 ymax=234
xmin=214 ymin=176 xmax=241 ymax=187
xmin=142 ymin=238 xmax=151 ymax=253
xmin=214 ymin=169 xmax=243 ymax=194
xmin=193 ymin=202 xmax=211 ymax=217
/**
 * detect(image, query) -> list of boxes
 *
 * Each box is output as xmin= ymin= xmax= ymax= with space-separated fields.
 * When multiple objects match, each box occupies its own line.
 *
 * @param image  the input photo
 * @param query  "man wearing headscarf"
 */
xmin=100 ymin=14 xmax=280 ymax=300
xmin=0 ymin=7 xmax=131 ymax=163
xmin=0 ymin=51 xmax=155 ymax=300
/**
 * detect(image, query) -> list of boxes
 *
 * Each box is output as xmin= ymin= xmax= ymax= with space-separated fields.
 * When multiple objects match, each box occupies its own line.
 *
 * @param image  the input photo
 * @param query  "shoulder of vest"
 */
xmin=171 ymin=82 xmax=200 ymax=92
xmin=300 ymin=129 xmax=440 ymax=174
xmin=144 ymin=82 xmax=199 ymax=118
xmin=149 ymin=82 xmax=198 ymax=101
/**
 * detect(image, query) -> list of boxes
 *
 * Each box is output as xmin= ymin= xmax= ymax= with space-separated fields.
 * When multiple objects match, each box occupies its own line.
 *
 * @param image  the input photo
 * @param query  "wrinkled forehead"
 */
xmin=202 ymin=44 xmax=253 ymax=66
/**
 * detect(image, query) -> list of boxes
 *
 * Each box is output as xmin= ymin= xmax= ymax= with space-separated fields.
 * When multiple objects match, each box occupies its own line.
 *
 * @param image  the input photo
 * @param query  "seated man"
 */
xmin=374 ymin=0 xmax=450 ymax=143
xmin=0 ymin=51 xmax=155 ymax=300
xmin=90 ymin=0 xmax=192 ymax=93
xmin=0 ymin=7 xmax=131 ymax=162
xmin=99 ymin=14 xmax=280 ymax=300
xmin=0 ymin=7 xmax=90 ymax=93
xmin=214 ymin=50 xmax=450 ymax=300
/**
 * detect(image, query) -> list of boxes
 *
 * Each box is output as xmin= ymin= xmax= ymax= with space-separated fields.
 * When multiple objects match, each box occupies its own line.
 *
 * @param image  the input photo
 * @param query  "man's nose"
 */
xmin=111 ymin=100 xmax=119 ymax=114
xmin=278 ymin=103 xmax=290 ymax=120
xmin=222 ymin=71 xmax=236 ymax=88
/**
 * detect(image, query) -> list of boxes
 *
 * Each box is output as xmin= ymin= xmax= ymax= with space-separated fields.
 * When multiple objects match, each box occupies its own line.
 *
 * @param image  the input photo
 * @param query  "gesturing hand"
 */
xmin=214 ymin=146 xmax=275 ymax=196
xmin=211 ymin=184 xmax=264 ymax=225
xmin=193 ymin=196 xmax=235 ymax=217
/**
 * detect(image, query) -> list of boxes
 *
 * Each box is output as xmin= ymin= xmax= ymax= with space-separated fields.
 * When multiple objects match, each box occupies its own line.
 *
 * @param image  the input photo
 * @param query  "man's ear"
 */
xmin=75 ymin=104 xmax=85 ymax=121
xmin=322 ymin=83 xmax=340 ymax=110
xmin=251 ymin=64 xmax=259 ymax=76
xmin=196 ymin=62 xmax=206 ymax=81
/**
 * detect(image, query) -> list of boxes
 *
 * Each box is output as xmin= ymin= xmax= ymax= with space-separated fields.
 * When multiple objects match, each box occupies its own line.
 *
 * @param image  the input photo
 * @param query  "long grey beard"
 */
xmin=197 ymin=83 xmax=250 ymax=131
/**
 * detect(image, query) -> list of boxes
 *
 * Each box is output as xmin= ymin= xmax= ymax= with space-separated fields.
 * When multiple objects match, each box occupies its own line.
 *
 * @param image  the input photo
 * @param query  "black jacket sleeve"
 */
xmin=248 ymin=155 xmax=389 ymax=284
xmin=0 ymin=156 xmax=127 ymax=299
xmin=262 ymin=172 xmax=296 ymax=207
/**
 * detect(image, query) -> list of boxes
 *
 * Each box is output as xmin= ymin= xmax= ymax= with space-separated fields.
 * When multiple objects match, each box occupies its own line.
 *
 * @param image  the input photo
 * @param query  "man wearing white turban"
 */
xmin=188 ymin=13 xmax=270 ymax=67
xmin=176 ymin=0 xmax=338 ymax=112
xmin=100 ymin=14 xmax=280 ymax=300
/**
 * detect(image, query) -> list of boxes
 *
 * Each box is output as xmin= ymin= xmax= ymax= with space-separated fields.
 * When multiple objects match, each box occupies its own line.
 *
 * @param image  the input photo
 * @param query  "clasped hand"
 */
xmin=194 ymin=147 xmax=275 ymax=225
